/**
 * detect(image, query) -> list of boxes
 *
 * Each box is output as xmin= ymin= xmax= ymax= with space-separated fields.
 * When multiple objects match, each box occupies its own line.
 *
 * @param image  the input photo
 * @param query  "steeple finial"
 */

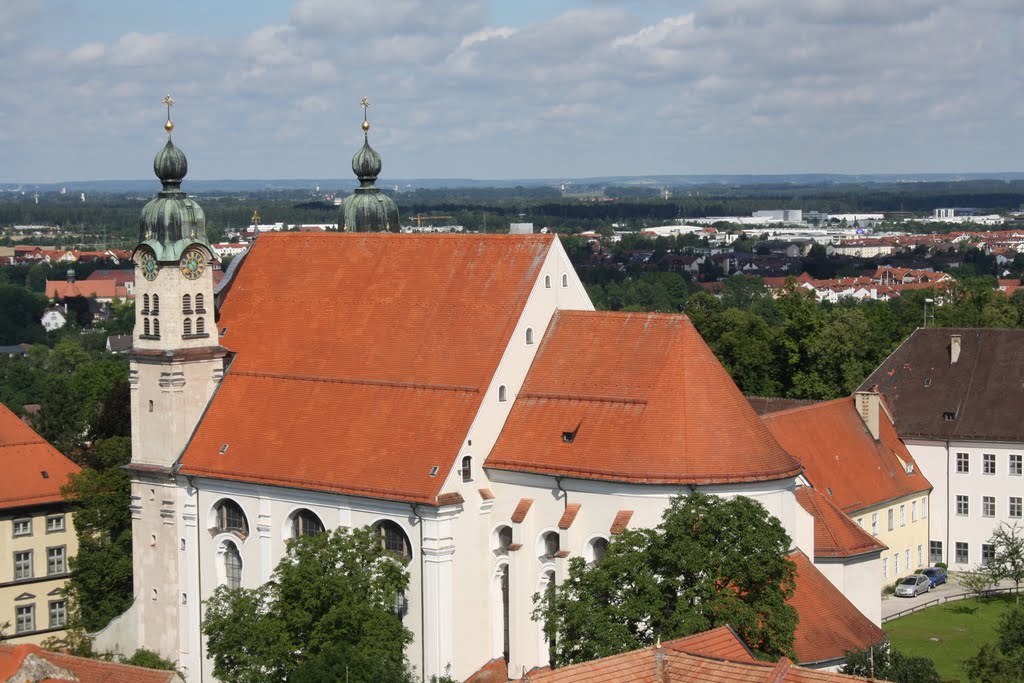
xmin=360 ymin=96 xmax=370 ymax=137
xmin=162 ymin=93 xmax=175 ymax=137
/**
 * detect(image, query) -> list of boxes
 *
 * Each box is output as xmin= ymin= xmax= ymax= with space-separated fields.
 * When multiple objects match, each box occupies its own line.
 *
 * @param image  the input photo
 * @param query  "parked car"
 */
xmin=921 ymin=566 xmax=948 ymax=588
xmin=895 ymin=574 xmax=931 ymax=597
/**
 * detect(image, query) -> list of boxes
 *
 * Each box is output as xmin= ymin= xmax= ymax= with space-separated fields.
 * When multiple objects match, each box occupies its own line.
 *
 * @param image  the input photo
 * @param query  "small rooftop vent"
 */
xmin=924 ymin=378 xmax=932 ymax=387
xmin=219 ymin=443 xmax=229 ymax=454
xmin=41 ymin=471 xmax=49 ymax=479
xmin=429 ymin=466 xmax=439 ymax=477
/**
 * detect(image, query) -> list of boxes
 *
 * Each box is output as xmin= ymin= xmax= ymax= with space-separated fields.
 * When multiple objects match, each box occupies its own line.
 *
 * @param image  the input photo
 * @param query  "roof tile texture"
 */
xmin=610 ymin=509 xmax=633 ymax=535
xmin=0 ymin=644 xmax=180 ymax=683
xmin=558 ymin=503 xmax=581 ymax=529
xmin=511 ymin=498 xmax=534 ymax=523
xmin=179 ymin=233 xmax=555 ymax=504
xmin=487 ymin=311 xmax=802 ymax=484
xmin=0 ymin=404 xmax=80 ymax=509
xmin=761 ymin=396 xmax=930 ymax=514
xmin=795 ymin=487 xmax=887 ymax=559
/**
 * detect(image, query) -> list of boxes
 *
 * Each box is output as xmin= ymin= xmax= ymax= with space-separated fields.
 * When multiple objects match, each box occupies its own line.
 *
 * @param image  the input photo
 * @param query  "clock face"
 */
xmin=179 ymin=248 xmax=206 ymax=280
xmin=140 ymin=252 xmax=159 ymax=281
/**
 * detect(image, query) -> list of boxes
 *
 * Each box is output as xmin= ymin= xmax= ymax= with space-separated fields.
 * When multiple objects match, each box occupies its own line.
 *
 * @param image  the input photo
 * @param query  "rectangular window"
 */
xmin=905 ymin=549 xmax=911 ymax=571
xmin=871 ymin=513 xmax=878 ymax=536
xmin=956 ymin=542 xmax=969 ymax=564
xmin=957 ymin=495 xmax=969 ymax=516
xmin=49 ymin=600 xmax=67 ymax=628
xmin=918 ymin=544 xmax=923 ymax=568
xmin=984 ymin=453 xmax=996 ymax=475
xmin=13 ymin=518 xmax=31 ymax=537
xmin=900 ymin=504 xmax=907 ymax=527
xmin=923 ymin=496 xmax=928 ymax=518
xmin=882 ymin=557 xmax=889 ymax=579
xmin=956 ymin=452 xmax=969 ymax=473
xmin=984 ymin=496 xmax=996 ymax=518
xmin=888 ymin=508 xmax=895 ymax=531
xmin=1011 ymin=454 xmax=1023 ymax=477
xmin=46 ymin=515 xmax=65 ymax=533
xmin=1011 ymin=497 xmax=1023 ymax=519
xmin=14 ymin=550 xmax=32 ymax=579
xmin=930 ymin=540 xmax=943 ymax=564
xmin=47 ymin=546 xmax=66 ymax=575
xmin=982 ymin=543 xmax=995 ymax=567
xmin=894 ymin=552 xmax=900 ymax=576
xmin=15 ymin=605 xmax=34 ymax=633
xmin=912 ymin=501 xmax=918 ymax=522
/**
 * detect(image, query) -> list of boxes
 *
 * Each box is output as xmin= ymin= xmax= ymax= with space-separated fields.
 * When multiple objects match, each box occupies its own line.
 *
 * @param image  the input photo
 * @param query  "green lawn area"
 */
xmin=884 ymin=594 xmax=1018 ymax=682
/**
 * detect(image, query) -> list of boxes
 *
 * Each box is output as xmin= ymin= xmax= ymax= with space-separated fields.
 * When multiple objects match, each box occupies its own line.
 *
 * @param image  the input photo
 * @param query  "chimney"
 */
xmin=950 ymin=334 xmax=962 ymax=364
xmin=855 ymin=390 xmax=880 ymax=440
xmin=654 ymin=639 xmax=669 ymax=683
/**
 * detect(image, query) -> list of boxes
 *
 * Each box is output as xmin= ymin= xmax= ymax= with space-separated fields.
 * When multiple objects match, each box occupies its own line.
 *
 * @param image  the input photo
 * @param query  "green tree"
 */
xmin=964 ymin=607 xmax=1024 ymax=682
xmin=61 ymin=437 xmax=134 ymax=632
xmin=842 ymin=645 xmax=941 ymax=683
xmin=203 ymin=526 xmax=413 ymax=683
xmin=0 ymin=284 xmax=48 ymax=344
xmin=988 ymin=523 xmax=1024 ymax=605
xmin=960 ymin=568 xmax=997 ymax=608
xmin=532 ymin=493 xmax=797 ymax=667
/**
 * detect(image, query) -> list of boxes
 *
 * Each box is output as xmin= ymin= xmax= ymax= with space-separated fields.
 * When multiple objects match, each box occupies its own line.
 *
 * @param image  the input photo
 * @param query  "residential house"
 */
xmin=0 ymin=643 xmax=183 ymax=682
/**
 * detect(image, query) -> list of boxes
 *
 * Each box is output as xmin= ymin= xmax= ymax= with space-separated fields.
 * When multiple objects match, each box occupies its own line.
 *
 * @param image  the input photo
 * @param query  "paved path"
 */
xmin=881 ymin=575 xmax=1021 ymax=620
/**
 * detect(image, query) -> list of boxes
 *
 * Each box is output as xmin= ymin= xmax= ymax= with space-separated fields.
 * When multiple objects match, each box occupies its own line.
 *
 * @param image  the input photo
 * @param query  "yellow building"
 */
xmin=761 ymin=391 xmax=932 ymax=590
xmin=0 ymin=405 xmax=80 ymax=644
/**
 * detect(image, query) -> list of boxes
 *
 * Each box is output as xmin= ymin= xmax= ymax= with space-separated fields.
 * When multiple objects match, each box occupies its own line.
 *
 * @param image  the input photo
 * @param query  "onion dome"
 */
xmin=136 ymin=95 xmax=211 ymax=260
xmin=339 ymin=98 xmax=400 ymax=233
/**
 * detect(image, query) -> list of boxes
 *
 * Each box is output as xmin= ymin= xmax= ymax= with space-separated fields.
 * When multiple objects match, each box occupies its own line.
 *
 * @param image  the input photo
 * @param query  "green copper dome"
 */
xmin=339 ymin=101 xmax=400 ymax=233
xmin=136 ymin=106 xmax=212 ymax=261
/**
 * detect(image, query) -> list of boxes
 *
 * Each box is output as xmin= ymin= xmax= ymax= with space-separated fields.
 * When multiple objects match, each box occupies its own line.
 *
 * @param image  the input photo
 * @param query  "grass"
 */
xmin=884 ymin=593 xmax=1019 ymax=682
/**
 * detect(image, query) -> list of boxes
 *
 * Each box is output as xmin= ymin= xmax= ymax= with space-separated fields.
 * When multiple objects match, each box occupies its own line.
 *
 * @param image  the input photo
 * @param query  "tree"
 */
xmin=533 ymin=493 xmax=797 ymax=667
xmin=964 ymin=607 xmax=1024 ymax=682
xmin=842 ymin=645 xmax=941 ymax=683
xmin=203 ymin=526 xmax=413 ymax=683
xmin=988 ymin=523 xmax=1024 ymax=604
xmin=961 ymin=568 xmax=997 ymax=607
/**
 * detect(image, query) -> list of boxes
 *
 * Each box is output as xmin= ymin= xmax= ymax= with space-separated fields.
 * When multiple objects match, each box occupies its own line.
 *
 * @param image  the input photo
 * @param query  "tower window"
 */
xmin=144 ymin=318 xmax=150 ymax=336
xmin=142 ymin=294 xmax=150 ymax=315
xmin=461 ymin=455 xmax=473 ymax=482
xmin=525 ymin=328 xmax=534 ymax=345
xmin=182 ymin=294 xmax=192 ymax=314
xmin=151 ymin=294 xmax=160 ymax=315
xmin=498 ymin=385 xmax=508 ymax=403
xmin=153 ymin=319 xmax=160 ymax=337
xmin=561 ymin=273 xmax=568 ymax=288
xmin=197 ymin=317 xmax=206 ymax=335
xmin=544 ymin=275 xmax=551 ymax=289
xmin=183 ymin=318 xmax=192 ymax=336
xmin=195 ymin=293 xmax=205 ymax=313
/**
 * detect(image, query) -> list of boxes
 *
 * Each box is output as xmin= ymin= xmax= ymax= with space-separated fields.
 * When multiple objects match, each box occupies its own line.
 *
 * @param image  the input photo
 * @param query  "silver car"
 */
xmin=895 ymin=574 xmax=931 ymax=597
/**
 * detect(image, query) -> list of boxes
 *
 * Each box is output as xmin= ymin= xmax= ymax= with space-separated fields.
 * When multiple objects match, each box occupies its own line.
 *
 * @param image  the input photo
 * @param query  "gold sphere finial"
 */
xmin=360 ymin=96 xmax=370 ymax=136
xmin=162 ymin=93 xmax=175 ymax=138
xmin=362 ymin=119 xmax=370 ymax=132
xmin=164 ymin=119 xmax=174 ymax=133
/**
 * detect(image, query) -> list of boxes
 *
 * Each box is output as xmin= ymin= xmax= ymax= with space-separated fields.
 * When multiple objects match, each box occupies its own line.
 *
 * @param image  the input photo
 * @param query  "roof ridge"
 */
xmin=0 ymin=439 xmax=47 ymax=448
xmin=517 ymin=391 xmax=648 ymax=405
xmin=760 ymin=396 xmax=849 ymax=420
xmin=231 ymin=370 xmax=480 ymax=394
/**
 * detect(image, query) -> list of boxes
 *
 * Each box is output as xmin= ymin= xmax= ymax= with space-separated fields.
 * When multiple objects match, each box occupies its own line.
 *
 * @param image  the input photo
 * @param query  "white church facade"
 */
xmin=121 ymin=105 xmax=885 ymax=682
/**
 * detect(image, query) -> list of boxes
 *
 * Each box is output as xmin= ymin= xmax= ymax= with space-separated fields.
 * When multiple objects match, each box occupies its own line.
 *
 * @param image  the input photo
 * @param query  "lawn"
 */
xmin=884 ymin=594 xmax=1018 ymax=682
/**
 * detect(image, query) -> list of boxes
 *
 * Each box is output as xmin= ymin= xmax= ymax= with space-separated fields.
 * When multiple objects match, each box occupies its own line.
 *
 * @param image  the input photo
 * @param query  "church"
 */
xmin=122 ymin=100 xmax=883 ymax=682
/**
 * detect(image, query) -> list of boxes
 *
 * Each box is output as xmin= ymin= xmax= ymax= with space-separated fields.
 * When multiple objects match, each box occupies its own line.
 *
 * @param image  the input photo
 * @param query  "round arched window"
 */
xmin=291 ymin=509 xmax=325 ymax=539
xmin=222 ymin=540 xmax=242 ymax=589
xmin=212 ymin=499 xmax=248 ymax=536
xmin=494 ymin=525 xmax=513 ymax=555
xmin=374 ymin=520 xmax=412 ymax=561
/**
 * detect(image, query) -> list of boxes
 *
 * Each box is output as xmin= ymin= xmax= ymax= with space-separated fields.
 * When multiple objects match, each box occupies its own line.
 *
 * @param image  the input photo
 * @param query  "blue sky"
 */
xmin=2 ymin=0 xmax=1022 ymax=183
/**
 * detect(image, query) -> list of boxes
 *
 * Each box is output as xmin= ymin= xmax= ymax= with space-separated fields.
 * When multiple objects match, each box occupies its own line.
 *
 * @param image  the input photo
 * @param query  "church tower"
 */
xmin=127 ymin=96 xmax=225 ymax=663
xmin=339 ymin=97 xmax=400 ymax=232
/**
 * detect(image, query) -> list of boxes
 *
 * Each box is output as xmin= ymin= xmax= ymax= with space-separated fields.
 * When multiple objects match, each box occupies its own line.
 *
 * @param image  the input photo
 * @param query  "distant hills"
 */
xmin=3 ymin=172 xmax=1024 ymax=194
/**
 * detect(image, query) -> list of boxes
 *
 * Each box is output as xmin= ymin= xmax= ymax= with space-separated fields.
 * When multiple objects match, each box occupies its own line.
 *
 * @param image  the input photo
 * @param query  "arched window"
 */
xmin=183 ymin=318 xmax=192 ymax=336
xmin=561 ymin=273 xmax=568 ymax=288
xmin=589 ymin=537 xmax=610 ymax=565
xmin=143 ymin=318 xmax=150 ymax=336
xmin=498 ymin=385 xmax=507 ymax=403
xmin=374 ymin=520 xmax=412 ymax=560
xmin=197 ymin=317 xmax=205 ymax=335
xmin=291 ymin=509 xmax=325 ymax=539
xmin=151 ymin=294 xmax=160 ymax=315
xmin=525 ymin=328 xmax=534 ymax=345
xmin=182 ymin=294 xmax=191 ymax=313
xmin=222 ymin=541 xmax=242 ymax=589
xmin=195 ymin=293 xmax=205 ymax=313
xmin=212 ymin=499 xmax=248 ymax=536
xmin=153 ymin=319 xmax=160 ymax=337
xmin=544 ymin=275 xmax=551 ymax=289
xmin=461 ymin=455 xmax=473 ymax=482
xmin=142 ymin=294 xmax=150 ymax=315
xmin=541 ymin=531 xmax=560 ymax=559
xmin=543 ymin=569 xmax=556 ymax=665
xmin=494 ymin=525 xmax=513 ymax=556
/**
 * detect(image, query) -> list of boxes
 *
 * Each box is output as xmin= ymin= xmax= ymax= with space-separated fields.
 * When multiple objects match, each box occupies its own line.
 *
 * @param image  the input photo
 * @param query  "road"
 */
xmin=882 ymin=575 xmax=1020 ymax=620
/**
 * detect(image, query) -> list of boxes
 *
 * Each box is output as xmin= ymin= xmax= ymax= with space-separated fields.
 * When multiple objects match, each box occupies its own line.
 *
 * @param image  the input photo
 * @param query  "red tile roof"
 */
xmin=465 ymin=657 xmax=508 ymax=683
xmin=610 ymin=510 xmax=633 ymax=535
xmin=794 ymin=487 xmax=886 ymax=559
xmin=788 ymin=550 xmax=885 ymax=665
xmin=0 ymin=404 xmax=80 ymax=509
xmin=516 ymin=624 xmax=869 ymax=682
xmin=558 ymin=503 xmax=581 ymax=529
xmin=46 ymin=279 xmax=130 ymax=299
xmin=479 ymin=488 xmax=495 ymax=500
xmin=761 ymin=397 xmax=930 ymax=514
xmin=0 ymin=644 xmax=180 ymax=682
xmin=487 ymin=311 xmax=802 ymax=485
xmin=512 ymin=498 xmax=534 ymax=523
xmin=178 ymin=233 xmax=557 ymax=505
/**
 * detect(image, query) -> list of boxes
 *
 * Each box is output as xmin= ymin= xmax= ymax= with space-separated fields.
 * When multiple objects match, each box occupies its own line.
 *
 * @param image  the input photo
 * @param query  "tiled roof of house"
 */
xmin=515 ymin=624 xmax=869 ymax=682
xmin=788 ymin=550 xmax=885 ymax=665
xmin=0 ymin=644 xmax=181 ymax=682
xmin=86 ymin=269 xmax=134 ymax=285
xmin=487 ymin=311 xmax=802 ymax=485
xmin=794 ymin=487 xmax=887 ymax=559
xmin=0 ymin=404 xmax=80 ymax=509
xmin=859 ymin=327 xmax=1024 ymax=442
xmin=45 ymin=279 xmax=130 ymax=299
xmin=178 ymin=233 xmax=557 ymax=505
xmin=761 ymin=397 xmax=930 ymax=514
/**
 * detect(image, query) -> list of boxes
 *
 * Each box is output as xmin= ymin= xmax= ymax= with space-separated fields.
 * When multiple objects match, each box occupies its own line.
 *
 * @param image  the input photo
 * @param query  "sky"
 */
xmin=1 ymin=0 xmax=1022 ymax=183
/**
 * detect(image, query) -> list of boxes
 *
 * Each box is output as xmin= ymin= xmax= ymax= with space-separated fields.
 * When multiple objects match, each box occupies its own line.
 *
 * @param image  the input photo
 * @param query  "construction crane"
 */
xmin=412 ymin=213 xmax=452 ymax=227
